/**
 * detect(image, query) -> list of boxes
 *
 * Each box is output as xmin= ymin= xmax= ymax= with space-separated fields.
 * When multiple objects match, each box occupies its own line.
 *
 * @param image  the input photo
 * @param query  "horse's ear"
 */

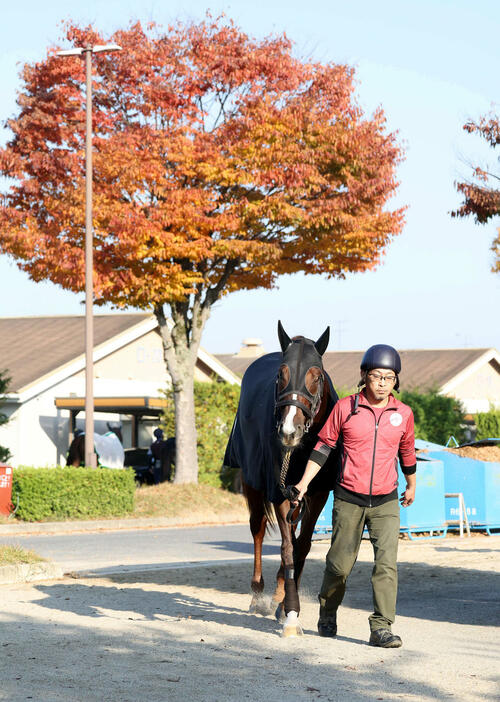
xmin=314 ymin=327 xmax=330 ymax=356
xmin=277 ymin=320 xmax=292 ymax=352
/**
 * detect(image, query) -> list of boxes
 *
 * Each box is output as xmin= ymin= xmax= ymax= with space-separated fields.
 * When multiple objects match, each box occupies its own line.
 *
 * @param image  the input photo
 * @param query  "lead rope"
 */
xmin=279 ymin=449 xmax=306 ymax=525
xmin=279 ymin=449 xmax=292 ymax=490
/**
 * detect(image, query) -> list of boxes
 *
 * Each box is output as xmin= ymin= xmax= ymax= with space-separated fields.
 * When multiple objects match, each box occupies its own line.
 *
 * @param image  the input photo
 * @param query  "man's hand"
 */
xmin=400 ymin=483 xmax=415 ymax=507
xmin=400 ymin=472 xmax=416 ymax=507
xmin=399 ymin=487 xmax=415 ymax=507
xmin=290 ymin=482 xmax=307 ymax=506
xmin=289 ymin=458 xmax=322 ymax=505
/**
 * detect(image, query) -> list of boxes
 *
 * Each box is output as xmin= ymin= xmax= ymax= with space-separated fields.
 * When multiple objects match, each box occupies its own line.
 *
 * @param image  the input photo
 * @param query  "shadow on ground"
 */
xmin=38 ymin=556 xmax=500 ymax=628
xmin=2 ymin=575 xmax=488 ymax=702
xmin=201 ymin=539 xmax=281 ymax=556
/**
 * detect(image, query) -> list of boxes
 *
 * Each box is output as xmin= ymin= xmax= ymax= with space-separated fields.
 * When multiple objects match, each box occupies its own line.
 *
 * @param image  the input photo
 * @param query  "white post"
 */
xmin=445 ymin=493 xmax=471 ymax=538
xmin=460 ymin=494 xmax=471 ymax=537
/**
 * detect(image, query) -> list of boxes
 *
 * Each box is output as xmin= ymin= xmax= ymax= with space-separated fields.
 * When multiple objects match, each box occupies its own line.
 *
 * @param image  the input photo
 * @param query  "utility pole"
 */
xmin=56 ymin=43 xmax=122 ymax=467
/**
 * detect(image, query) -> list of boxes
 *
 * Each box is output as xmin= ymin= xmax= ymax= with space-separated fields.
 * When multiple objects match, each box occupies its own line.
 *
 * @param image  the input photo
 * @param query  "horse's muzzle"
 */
xmin=278 ymin=423 xmax=305 ymax=447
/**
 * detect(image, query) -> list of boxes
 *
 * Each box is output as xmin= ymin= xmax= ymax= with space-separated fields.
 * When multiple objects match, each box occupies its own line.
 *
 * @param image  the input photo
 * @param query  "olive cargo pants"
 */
xmin=319 ymin=497 xmax=400 ymax=632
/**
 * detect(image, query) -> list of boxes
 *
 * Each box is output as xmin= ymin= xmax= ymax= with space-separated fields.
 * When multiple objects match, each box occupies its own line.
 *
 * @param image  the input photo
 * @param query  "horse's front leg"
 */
xmin=243 ymin=482 xmax=272 ymax=615
xmin=293 ymin=491 xmax=330 ymax=586
xmin=272 ymin=563 xmax=286 ymax=621
xmin=272 ymin=523 xmax=298 ymax=621
xmin=275 ymin=501 xmax=303 ymax=637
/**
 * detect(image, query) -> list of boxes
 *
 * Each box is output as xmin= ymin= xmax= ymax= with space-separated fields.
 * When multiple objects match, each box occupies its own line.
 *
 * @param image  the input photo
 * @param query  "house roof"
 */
xmin=216 ymin=348 xmax=498 ymax=392
xmin=1 ymin=314 xmax=152 ymax=393
xmin=0 ymin=314 xmax=240 ymax=396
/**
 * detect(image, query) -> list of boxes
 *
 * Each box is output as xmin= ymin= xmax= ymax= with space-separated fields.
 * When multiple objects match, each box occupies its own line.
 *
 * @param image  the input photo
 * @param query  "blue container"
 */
xmin=398 ymin=457 xmax=447 ymax=538
xmin=313 ymin=455 xmax=447 ymax=538
xmin=415 ymin=440 xmax=500 ymax=533
xmin=314 ymin=492 xmax=334 ymax=534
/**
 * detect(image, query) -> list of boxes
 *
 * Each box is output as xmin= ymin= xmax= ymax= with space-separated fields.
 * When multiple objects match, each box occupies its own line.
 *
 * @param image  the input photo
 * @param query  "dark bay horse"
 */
xmin=224 ymin=321 xmax=340 ymax=636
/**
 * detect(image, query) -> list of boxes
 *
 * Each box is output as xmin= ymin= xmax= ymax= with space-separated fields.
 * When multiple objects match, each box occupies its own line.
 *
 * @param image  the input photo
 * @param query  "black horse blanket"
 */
xmin=223 ymin=352 xmax=340 ymax=504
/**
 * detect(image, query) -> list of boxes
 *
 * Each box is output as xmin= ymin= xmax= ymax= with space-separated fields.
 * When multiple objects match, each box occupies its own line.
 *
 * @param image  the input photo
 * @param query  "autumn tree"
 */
xmin=0 ymin=18 xmax=405 ymax=483
xmin=453 ymin=112 xmax=500 ymax=272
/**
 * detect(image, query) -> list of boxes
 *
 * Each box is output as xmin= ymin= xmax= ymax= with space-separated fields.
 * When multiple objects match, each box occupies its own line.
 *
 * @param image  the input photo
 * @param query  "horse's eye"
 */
xmin=279 ymin=366 xmax=289 ymax=390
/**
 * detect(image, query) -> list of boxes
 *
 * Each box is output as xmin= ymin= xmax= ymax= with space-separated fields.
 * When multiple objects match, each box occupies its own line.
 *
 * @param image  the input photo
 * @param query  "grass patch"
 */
xmin=2 ymin=481 xmax=247 ymax=524
xmin=133 ymin=483 xmax=247 ymax=520
xmin=0 ymin=545 xmax=46 ymax=565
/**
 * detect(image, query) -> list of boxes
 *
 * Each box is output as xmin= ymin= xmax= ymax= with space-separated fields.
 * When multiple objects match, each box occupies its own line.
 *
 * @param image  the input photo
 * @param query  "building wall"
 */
xmin=0 ymin=330 xmax=221 ymax=467
xmin=0 ymin=373 xmax=130 ymax=468
xmin=93 ymin=329 xmax=214 ymax=385
xmin=94 ymin=329 xmax=169 ymax=387
xmin=445 ymin=360 xmax=500 ymax=413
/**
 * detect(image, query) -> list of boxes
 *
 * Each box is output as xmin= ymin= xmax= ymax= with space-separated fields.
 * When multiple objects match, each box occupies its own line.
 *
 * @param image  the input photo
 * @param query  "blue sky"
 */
xmin=1 ymin=1 xmax=499 ymax=354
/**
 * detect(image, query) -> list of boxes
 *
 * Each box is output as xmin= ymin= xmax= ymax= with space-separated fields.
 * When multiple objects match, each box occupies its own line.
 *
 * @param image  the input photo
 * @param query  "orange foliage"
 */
xmin=0 ymin=17 xmax=405 ymax=308
xmin=452 ymin=113 xmax=500 ymax=273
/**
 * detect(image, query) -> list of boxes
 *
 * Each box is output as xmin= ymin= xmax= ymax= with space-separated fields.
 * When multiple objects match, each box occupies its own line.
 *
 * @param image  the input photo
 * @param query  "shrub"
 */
xmin=161 ymin=382 xmax=241 ymax=487
xmin=12 ymin=467 xmax=136 ymax=522
xmin=398 ymin=389 xmax=465 ymax=445
xmin=475 ymin=409 xmax=500 ymax=440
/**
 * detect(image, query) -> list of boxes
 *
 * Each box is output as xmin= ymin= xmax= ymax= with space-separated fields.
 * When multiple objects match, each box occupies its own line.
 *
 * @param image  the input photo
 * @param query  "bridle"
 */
xmin=274 ymin=337 xmax=325 ymax=433
xmin=274 ymin=337 xmax=326 ymax=523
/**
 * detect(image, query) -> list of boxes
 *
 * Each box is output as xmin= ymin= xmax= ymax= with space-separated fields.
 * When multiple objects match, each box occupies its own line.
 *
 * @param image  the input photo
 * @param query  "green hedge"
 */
xmin=475 ymin=409 xmax=500 ymax=440
xmin=398 ymin=389 xmax=465 ymax=445
xmin=12 ymin=467 xmax=136 ymax=522
xmin=162 ymin=382 xmax=241 ymax=487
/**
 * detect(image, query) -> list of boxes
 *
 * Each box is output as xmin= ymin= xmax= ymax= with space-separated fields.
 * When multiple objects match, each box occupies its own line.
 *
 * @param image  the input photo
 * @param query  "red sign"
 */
xmin=0 ymin=464 xmax=13 ymax=515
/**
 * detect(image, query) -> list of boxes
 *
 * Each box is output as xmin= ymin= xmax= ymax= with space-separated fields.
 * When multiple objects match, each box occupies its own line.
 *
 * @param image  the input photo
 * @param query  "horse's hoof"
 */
xmin=282 ymin=624 xmax=304 ymax=638
xmin=281 ymin=611 xmax=303 ymax=637
xmin=250 ymin=596 xmax=272 ymax=616
xmin=255 ymin=598 xmax=273 ymax=616
xmin=274 ymin=603 xmax=286 ymax=622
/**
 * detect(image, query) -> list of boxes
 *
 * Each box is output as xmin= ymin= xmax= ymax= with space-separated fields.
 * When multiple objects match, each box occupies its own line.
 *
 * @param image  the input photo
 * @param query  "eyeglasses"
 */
xmin=367 ymin=372 xmax=397 ymax=384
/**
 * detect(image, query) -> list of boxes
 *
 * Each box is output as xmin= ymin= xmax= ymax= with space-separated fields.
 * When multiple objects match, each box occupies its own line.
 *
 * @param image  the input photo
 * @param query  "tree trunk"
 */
xmin=172 ymin=357 xmax=198 ymax=484
xmin=154 ymin=303 xmax=206 ymax=484
xmin=154 ymin=263 xmax=235 ymax=483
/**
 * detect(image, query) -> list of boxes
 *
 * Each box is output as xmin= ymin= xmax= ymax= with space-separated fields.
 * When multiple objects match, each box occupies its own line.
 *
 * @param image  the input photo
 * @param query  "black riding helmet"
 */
xmin=360 ymin=344 xmax=401 ymax=391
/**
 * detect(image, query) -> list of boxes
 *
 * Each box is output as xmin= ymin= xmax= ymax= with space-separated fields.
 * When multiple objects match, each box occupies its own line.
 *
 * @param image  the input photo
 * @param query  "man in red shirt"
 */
xmin=294 ymin=344 xmax=416 ymax=648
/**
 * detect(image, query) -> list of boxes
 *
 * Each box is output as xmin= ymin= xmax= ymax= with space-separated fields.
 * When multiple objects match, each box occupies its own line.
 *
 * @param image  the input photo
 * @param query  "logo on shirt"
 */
xmin=390 ymin=412 xmax=403 ymax=427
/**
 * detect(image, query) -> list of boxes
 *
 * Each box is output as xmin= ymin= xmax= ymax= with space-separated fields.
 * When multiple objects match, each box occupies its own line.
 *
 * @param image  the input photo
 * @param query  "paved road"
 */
xmin=0 ymin=523 xmax=291 ymax=574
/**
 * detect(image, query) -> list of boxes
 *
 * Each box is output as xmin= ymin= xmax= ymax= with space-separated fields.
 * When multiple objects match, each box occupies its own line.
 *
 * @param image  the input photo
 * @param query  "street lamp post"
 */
xmin=57 ymin=44 xmax=122 ymax=468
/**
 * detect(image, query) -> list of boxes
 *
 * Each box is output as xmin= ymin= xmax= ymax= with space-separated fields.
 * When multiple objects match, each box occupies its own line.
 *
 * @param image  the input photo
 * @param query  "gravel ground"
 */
xmin=0 ymin=535 xmax=498 ymax=702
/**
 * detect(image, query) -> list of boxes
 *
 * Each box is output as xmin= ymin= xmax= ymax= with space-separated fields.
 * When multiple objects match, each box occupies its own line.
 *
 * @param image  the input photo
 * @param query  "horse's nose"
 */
xmin=279 ymin=407 xmax=305 ymax=446
xmin=281 ymin=406 xmax=298 ymax=436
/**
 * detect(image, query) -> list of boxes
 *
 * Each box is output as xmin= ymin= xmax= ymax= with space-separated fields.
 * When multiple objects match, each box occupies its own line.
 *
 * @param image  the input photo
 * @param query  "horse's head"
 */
xmin=275 ymin=320 xmax=330 ymax=448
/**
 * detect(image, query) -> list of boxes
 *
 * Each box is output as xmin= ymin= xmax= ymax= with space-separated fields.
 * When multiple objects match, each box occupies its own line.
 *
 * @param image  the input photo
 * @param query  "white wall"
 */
xmin=0 ymin=327 xmax=228 ymax=467
xmin=0 ymin=332 xmax=173 ymax=466
xmin=444 ymin=359 xmax=500 ymax=414
xmin=1 ymin=371 xmax=168 ymax=467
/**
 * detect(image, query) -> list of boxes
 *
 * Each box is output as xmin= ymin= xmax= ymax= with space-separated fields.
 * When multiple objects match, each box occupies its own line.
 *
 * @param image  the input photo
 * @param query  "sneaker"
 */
xmin=317 ymin=615 xmax=337 ymax=638
xmin=369 ymin=629 xmax=402 ymax=648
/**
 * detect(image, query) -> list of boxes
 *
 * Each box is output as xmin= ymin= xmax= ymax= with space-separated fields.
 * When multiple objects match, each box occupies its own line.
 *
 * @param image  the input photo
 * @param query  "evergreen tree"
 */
xmin=0 ymin=371 xmax=12 ymax=462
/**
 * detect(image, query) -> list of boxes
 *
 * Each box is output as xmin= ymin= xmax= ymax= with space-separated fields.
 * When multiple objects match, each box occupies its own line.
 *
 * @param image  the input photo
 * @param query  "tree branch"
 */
xmin=202 ymin=258 xmax=239 ymax=311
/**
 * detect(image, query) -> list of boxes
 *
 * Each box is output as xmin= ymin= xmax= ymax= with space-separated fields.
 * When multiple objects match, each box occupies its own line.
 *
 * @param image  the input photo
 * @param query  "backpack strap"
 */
xmin=341 ymin=392 xmax=360 ymax=428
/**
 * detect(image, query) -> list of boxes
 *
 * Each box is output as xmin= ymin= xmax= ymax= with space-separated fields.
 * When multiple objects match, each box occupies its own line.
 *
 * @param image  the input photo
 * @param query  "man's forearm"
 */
xmin=295 ymin=459 xmax=322 ymax=498
xmin=405 ymin=473 xmax=416 ymax=491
